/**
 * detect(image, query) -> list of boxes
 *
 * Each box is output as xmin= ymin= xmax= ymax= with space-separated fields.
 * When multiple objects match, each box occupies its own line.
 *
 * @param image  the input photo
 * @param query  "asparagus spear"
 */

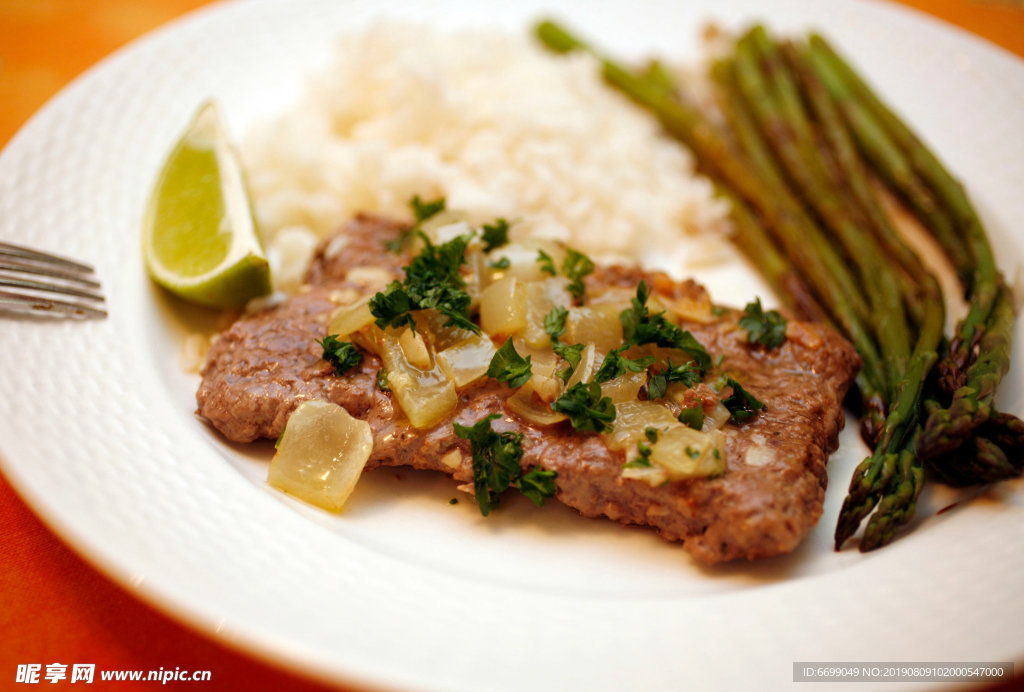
xmin=734 ymin=28 xmax=911 ymax=397
xmin=804 ymin=37 xmax=972 ymax=288
xmin=859 ymin=443 xmax=924 ymax=551
xmin=710 ymin=55 xmax=888 ymax=435
xmin=782 ymin=40 xmax=933 ymax=328
xmin=806 ymin=34 xmax=1020 ymax=468
xmin=715 ymin=183 xmax=828 ymax=322
xmin=921 ymin=284 xmax=1017 ymax=456
xmin=535 ymin=21 xmax=889 ymax=399
xmin=807 ymin=35 xmax=1003 ymax=392
xmin=834 ymin=284 xmax=943 ymax=549
xmin=728 ymin=26 xmax=947 ymax=549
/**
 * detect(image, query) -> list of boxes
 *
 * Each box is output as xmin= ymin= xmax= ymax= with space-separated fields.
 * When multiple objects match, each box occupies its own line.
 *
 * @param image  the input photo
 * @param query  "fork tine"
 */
xmin=0 ymin=290 xmax=108 ymax=319
xmin=0 ymin=241 xmax=96 ymax=274
xmin=0 ymin=276 xmax=105 ymax=302
xmin=0 ymin=258 xmax=103 ymax=289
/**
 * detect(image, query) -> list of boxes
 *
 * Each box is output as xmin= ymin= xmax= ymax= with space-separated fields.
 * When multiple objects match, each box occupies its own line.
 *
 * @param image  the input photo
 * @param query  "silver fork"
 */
xmin=0 ymin=242 xmax=107 ymax=319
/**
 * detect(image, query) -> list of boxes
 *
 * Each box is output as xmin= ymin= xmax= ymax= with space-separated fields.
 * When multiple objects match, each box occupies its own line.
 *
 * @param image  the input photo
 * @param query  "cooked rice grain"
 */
xmin=243 ymin=23 xmax=728 ymax=273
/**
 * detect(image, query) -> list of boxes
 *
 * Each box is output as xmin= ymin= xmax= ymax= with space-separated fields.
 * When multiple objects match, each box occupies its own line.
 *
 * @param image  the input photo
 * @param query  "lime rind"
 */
xmin=143 ymin=101 xmax=272 ymax=310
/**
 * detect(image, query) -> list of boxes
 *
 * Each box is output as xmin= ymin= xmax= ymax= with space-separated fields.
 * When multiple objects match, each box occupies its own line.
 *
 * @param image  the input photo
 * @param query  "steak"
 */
xmin=197 ymin=214 xmax=860 ymax=563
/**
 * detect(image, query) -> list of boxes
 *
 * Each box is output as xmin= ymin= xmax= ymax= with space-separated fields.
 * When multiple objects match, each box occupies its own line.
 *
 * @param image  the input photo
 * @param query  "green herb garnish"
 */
xmin=562 ymin=248 xmax=595 ymax=305
xmin=481 ymin=218 xmax=510 ymax=252
xmin=385 ymin=195 xmax=447 ymax=252
xmin=543 ymin=305 xmax=569 ymax=341
xmin=370 ymin=231 xmax=479 ymax=334
xmin=544 ymin=306 xmax=584 ymax=382
xmin=550 ymin=381 xmax=616 ymax=432
xmin=488 ymin=257 xmax=511 ymax=270
xmin=376 ymin=368 xmax=390 ymax=392
xmin=647 ymin=358 xmax=703 ymax=398
xmin=718 ymin=375 xmax=766 ymax=423
xmin=453 ymin=414 xmax=556 ymax=515
xmin=619 ymin=281 xmax=711 ymax=371
xmin=537 ymin=249 xmax=557 ymax=276
xmin=411 ymin=195 xmax=446 ymax=223
xmin=594 ymin=345 xmax=655 ymax=384
xmin=553 ymin=342 xmax=585 ymax=382
xmin=739 ymin=297 xmax=787 ymax=349
xmin=318 ymin=335 xmax=362 ymax=376
xmin=624 ymin=427 xmax=660 ymax=468
xmin=516 ymin=466 xmax=559 ymax=507
xmin=677 ymin=401 xmax=704 ymax=430
xmin=487 ymin=339 xmax=533 ymax=388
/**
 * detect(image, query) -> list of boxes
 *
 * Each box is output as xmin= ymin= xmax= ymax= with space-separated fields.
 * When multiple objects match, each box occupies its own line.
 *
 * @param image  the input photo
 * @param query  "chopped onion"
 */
xmin=327 ymin=297 xmax=374 ymax=338
xmin=413 ymin=309 xmax=477 ymax=351
xmin=664 ymin=291 xmax=715 ymax=323
xmin=267 ymin=400 xmax=373 ymax=512
xmin=485 ymin=239 xmax=566 ymax=284
xmin=514 ymin=337 xmax=561 ymax=402
xmin=419 ymin=210 xmax=472 ymax=244
xmin=565 ymin=304 xmax=623 ymax=354
xmin=603 ymin=401 xmax=679 ymax=451
xmin=649 ymin=427 xmax=726 ymax=480
xmin=703 ymin=402 xmax=731 ymax=431
xmin=437 ymin=334 xmax=497 ymax=388
xmin=479 ymin=276 xmax=527 ymax=336
xmin=521 ymin=277 xmax=572 ymax=348
xmin=565 ymin=343 xmax=598 ymax=388
xmin=600 ymin=369 xmax=647 ymax=404
xmin=378 ymin=328 xmax=457 ymax=429
xmin=506 ymin=385 xmax=567 ymax=425
xmin=399 ymin=326 xmax=432 ymax=370
xmin=620 ymin=465 xmax=669 ymax=486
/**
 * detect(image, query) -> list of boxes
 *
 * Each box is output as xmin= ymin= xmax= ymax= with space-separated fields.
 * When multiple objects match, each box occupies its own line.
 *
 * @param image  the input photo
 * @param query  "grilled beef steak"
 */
xmin=197 ymin=214 xmax=860 ymax=563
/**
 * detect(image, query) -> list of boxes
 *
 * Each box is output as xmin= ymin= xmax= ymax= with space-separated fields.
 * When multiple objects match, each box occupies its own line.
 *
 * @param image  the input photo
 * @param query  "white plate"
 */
xmin=1 ymin=1 xmax=1023 ymax=690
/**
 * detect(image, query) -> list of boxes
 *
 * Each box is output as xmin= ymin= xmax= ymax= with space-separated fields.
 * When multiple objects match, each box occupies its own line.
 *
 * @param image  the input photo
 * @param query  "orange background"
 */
xmin=1 ymin=1 xmax=1023 ymax=691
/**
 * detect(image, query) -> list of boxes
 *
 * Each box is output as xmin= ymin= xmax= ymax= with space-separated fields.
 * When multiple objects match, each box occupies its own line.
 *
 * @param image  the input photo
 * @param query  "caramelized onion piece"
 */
xmin=327 ymin=297 xmax=374 ymax=338
xmin=480 ymin=276 xmax=527 ymax=336
xmin=378 ymin=327 xmax=457 ymax=429
xmin=267 ymin=400 xmax=373 ymax=512
xmin=437 ymin=334 xmax=497 ymax=388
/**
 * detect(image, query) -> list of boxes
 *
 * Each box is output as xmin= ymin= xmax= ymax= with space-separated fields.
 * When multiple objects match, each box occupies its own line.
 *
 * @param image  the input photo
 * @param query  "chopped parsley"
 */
xmin=550 ymin=381 xmax=616 ymax=433
xmin=553 ymin=342 xmax=585 ymax=383
xmin=516 ymin=466 xmax=560 ymax=507
xmin=739 ymin=297 xmax=787 ymax=349
xmin=481 ymin=218 xmax=511 ymax=252
xmin=543 ymin=305 xmax=569 ymax=341
xmin=718 ymin=375 xmax=766 ymax=423
xmin=487 ymin=339 xmax=532 ymax=388
xmin=594 ymin=346 xmax=655 ymax=384
xmin=411 ymin=195 xmax=447 ymax=222
xmin=370 ymin=231 xmax=479 ymax=334
xmin=318 ymin=335 xmax=362 ymax=376
xmin=376 ymin=368 xmax=390 ymax=392
xmin=647 ymin=358 xmax=703 ymax=399
xmin=619 ymin=281 xmax=711 ymax=372
xmin=562 ymin=248 xmax=595 ymax=305
xmin=453 ymin=414 xmax=557 ymax=515
xmin=536 ymin=249 xmax=557 ymax=276
xmin=488 ymin=257 xmax=511 ymax=270
xmin=534 ymin=249 xmax=595 ymax=304
xmin=677 ymin=401 xmax=704 ymax=430
xmin=543 ymin=306 xmax=584 ymax=382
xmin=385 ymin=195 xmax=447 ymax=252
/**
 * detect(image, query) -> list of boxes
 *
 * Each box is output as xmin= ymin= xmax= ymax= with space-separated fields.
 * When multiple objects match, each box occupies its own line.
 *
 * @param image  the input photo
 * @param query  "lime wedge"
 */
xmin=142 ymin=101 xmax=271 ymax=309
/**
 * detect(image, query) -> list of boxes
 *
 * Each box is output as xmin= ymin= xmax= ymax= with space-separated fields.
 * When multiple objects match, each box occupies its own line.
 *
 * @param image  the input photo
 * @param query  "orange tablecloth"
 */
xmin=2 ymin=2 xmax=1023 ymax=691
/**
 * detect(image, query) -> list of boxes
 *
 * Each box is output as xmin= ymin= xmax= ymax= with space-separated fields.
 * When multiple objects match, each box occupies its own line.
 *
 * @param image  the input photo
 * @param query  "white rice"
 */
xmin=242 ymin=23 xmax=729 ymax=286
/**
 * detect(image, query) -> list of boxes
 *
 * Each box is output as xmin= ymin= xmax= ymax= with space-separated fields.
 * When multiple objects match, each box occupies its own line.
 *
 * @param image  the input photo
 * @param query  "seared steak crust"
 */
xmin=197 ymin=215 xmax=860 ymax=563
